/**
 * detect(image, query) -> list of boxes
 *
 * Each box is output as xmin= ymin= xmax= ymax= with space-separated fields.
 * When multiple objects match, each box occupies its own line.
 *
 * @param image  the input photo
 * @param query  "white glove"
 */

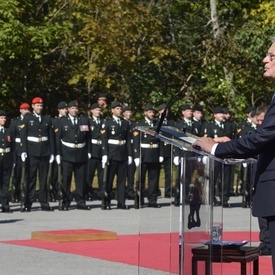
xmin=49 ymin=154 xmax=54 ymax=163
xmin=88 ymin=153 xmax=91 ymax=159
xmin=128 ymin=156 xmax=132 ymax=165
xmin=242 ymin=162 xmax=248 ymax=168
xmin=202 ymin=156 xmax=208 ymax=165
xmin=21 ymin=152 xmax=27 ymax=162
xmin=56 ymin=155 xmax=61 ymax=165
xmin=159 ymin=156 xmax=164 ymax=163
xmin=173 ymin=156 xmax=179 ymax=166
xmin=102 ymin=155 xmax=108 ymax=168
xmin=134 ymin=158 xmax=140 ymax=167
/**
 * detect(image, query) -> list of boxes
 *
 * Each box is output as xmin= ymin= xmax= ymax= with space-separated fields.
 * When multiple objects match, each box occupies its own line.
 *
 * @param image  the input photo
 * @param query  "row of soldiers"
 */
xmin=0 ymin=96 xmax=266 ymax=212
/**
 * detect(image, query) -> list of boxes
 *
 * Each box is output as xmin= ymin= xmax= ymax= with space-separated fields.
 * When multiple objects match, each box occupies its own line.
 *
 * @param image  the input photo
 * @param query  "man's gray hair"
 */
xmin=271 ymin=37 xmax=275 ymax=43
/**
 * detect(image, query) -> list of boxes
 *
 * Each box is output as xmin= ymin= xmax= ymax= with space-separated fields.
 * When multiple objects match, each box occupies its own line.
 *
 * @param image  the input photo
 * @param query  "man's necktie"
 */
xmin=117 ymin=118 xmax=121 ymax=126
xmin=96 ymin=118 xmax=100 ymax=124
xmin=74 ymin=117 xmax=77 ymax=125
xmin=0 ymin=128 xmax=3 ymax=133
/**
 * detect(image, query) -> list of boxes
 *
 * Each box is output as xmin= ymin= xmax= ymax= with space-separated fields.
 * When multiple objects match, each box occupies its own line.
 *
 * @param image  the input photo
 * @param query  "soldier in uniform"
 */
xmin=192 ymin=105 xmax=207 ymax=137
xmin=55 ymin=100 xmax=91 ymax=210
xmin=122 ymin=105 xmax=136 ymax=200
xmin=237 ymin=106 xmax=255 ymax=137
xmin=101 ymin=102 xmax=132 ymax=209
xmin=50 ymin=101 xmax=68 ymax=202
xmin=133 ymin=104 xmax=163 ymax=208
xmin=20 ymin=97 xmax=55 ymax=211
xmin=173 ymin=104 xmax=196 ymax=206
xmin=86 ymin=103 xmax=104 ymax=200
xmin=9 ymin=103 xmax=30 ymax=202
xmin=223 ymin=107 xmax=237 ymax=196
xmin=0 ymin=110 xmax=15 ymax=212
xmin=204 ymin=106 xmax=232 ymax=207
xmin=157 ymin=103 xmax=174 ymax=198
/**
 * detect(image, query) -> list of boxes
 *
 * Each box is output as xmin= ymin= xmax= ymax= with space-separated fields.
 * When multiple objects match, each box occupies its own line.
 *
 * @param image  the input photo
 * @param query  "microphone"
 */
xmin=155 ymin=78 xmax=208 ymax=134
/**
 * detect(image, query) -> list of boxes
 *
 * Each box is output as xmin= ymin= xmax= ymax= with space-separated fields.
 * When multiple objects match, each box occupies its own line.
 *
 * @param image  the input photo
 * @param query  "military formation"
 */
xmin=0 ymin=93 xmax=267 ymax=213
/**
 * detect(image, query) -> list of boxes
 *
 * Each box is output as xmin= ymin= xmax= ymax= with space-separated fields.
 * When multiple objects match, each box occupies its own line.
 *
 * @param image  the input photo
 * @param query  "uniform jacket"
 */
xmin=101 ymin=117 xmax=132 ymax=162
xmin=56 ymin=115 xmax=90 ymax=163
xmin=0 ymin=127 xmax=14 ymax=169
xmin=133 ymin=118 xmax=163 ymax=162
xmin=156 ymin=118 xmax=174 ymax=158
xmin=9 ymin=116 xmax=24 ymax=157
xmin=204 ymin=120 xmax=225 ymax=138
xmin=20 ymin=113 xmax=54 ymax=157
xmin=214 ymin=101 xmax=275 ymax=217
xmin=89 ymin=117 xmax=104 ymax=159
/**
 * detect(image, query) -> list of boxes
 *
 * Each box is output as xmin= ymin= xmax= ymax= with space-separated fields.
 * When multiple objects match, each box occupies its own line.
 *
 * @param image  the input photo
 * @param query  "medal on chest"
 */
xmin=111 ymin=126 xmax=115 ymax=135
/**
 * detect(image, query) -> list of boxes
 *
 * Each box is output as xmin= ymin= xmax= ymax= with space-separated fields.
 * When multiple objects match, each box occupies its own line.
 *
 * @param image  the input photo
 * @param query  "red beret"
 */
xmin=32 ymin=97 xmax=43 ymax=104
xmin=20 ymin=103 xmax=30 ymax=109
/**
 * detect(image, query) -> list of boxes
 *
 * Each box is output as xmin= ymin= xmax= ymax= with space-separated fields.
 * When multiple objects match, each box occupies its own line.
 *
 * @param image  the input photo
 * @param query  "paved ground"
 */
xmin=0 ymin=195 xmax=262 ymax=274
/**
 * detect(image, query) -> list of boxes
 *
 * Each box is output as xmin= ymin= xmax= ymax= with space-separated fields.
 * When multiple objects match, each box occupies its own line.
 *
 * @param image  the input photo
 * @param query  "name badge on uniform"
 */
xmin=64 ymin=125 xmax=69 ymax=131
xmin=79 ymin=125 xmax=89 ymax=132
xmin=30 ymin=120 xmax=34 ymax=126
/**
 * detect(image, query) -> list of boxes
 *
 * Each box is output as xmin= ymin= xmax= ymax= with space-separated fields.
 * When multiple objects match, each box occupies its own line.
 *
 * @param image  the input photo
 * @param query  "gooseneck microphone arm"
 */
xmin=155 ymin=78 xmax=208 ymax=134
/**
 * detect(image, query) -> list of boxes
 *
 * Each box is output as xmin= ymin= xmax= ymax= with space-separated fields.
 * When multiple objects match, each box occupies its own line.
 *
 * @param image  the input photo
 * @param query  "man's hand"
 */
xmin=214 ymin=136 xmax=231 ymax=143
xmin=192 ymin=137 xmax=217 ymax=154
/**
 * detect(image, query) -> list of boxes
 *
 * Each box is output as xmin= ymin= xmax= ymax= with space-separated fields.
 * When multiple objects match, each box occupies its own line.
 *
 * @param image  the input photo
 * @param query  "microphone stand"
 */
xmin=155 ymin=78 xmax=208 ymax=135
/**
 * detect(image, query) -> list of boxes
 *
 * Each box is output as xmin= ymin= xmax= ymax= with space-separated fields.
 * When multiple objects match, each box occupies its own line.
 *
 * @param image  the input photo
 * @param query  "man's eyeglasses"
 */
xmin=266 ymin=53 xmax=275 ymax=61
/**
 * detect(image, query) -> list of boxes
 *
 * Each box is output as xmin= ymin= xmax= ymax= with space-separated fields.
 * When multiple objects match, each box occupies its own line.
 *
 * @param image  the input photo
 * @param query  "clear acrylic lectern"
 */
xmin=135 ymin=125 xmax=257 ymax=275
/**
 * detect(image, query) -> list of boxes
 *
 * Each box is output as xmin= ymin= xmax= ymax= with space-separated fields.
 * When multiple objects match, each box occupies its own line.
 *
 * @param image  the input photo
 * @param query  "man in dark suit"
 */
xmin=20 ymin=97 xmax=55 ymax=211
xmin=0 ymin=110 xmax=15 ymax=212
xmin=192 ymin=37 xmax=275 ymax=273
xmin=86 ymin=103 xmax=104 ymax=200
xmin=9 ymin=103 xmax=30 ymax=202
xmin=133 ymin=104 xmax=164 ymax=208
xmin=55 ymin=100 xmax=91 ymax=210
xmin=101 ymin=102 xmax=132 ymax=209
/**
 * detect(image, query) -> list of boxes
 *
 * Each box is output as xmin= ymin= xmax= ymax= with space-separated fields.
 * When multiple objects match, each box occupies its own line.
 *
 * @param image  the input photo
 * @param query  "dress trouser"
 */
xmin=26 ymin=155 xmax=50 ymax=208
xmin=86 ymin=157 xmax=103 ymax=197
xmin=0 ymin=160 xmax=12 ymax=210
xmin=107 ymin=159 xmax=127 ymax=205
xmin=141 ymin=162 xmax=160 ymax=204
xmin=62 ymin=160 xmax=87 ymax=207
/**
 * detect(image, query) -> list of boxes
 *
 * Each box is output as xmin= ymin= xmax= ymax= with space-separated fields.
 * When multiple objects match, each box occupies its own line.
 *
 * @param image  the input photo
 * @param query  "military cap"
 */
xmin=181 ymin=104 xmax=192 ymax=111
xmin=20 ymin=103 xmax=30 ymax=109
xmin=122 ymin=105 xmax=131 ymax=112
xmin=68 ymin=100 xmax=78 ymax=108
xmin=245 ymin=106 xmax=255 ymax=114
xmin=213 ymin=106 xmax=224 ymax=114
xmin=110 ymin=102 xmax=122 ymax=109
xmin=57 ymin=101 xmax=67 ymax=109
xmin=193 ymin=105 xmax=203 ymax=112
xmin=97 ymin=93 xmax=106 ymax=99
xmin=223 ymin=107 xmax=231 ymax=114
xmin=0 ymin=110 xmax=6 ymax=116
xmin=90 ymin=103 xmax=101 ymax=109
xmin=144 ymin=104 xmax=154 ymax=111
xmin=32 ymin=97 xmax=43 ymax=104
xmin=158 ymin=103 xmax=167 ymax=111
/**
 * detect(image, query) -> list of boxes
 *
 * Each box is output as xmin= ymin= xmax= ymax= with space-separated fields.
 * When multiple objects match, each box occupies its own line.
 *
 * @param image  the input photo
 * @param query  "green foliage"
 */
xmin=0 ymin=0 xmax=273 ymax=125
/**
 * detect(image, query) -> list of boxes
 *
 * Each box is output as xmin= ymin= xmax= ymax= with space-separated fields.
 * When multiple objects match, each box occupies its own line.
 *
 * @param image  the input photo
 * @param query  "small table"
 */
xmin=191 ymin=245 xmax=259 ymax=275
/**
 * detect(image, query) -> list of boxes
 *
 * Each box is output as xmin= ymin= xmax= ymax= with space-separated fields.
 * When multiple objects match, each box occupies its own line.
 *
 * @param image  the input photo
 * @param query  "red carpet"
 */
xmin=1 ymin=231 xmax=272 ymax=274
